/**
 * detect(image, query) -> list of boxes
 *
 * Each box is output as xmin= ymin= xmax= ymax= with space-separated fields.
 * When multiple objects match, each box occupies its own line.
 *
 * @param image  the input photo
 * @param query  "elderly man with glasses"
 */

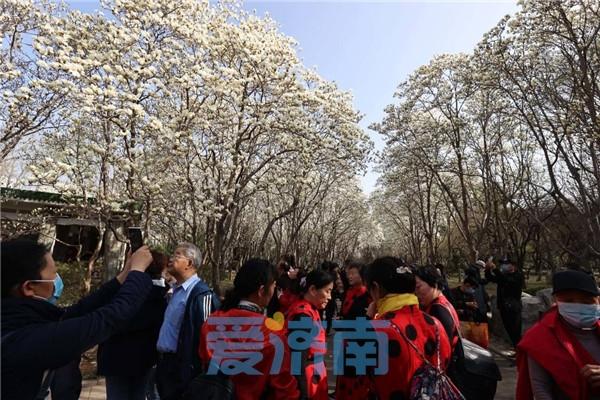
xmin=155 ymin=243 xmax=219 ymax=400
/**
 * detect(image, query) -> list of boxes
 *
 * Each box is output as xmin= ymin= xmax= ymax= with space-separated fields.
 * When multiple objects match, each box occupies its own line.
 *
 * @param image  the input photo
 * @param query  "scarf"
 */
xmin=376 ymin=293 xmax=419 ymax=316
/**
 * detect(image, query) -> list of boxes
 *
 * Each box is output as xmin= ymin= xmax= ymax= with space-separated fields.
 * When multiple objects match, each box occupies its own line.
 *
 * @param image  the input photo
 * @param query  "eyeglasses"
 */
xmin=169 ymin=254 xmax=189 ymax=261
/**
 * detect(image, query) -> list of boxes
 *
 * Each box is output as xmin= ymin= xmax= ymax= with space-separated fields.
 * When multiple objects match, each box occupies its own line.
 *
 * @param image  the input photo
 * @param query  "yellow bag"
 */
xmin=459 ymin=321 xmax=489 ymax=349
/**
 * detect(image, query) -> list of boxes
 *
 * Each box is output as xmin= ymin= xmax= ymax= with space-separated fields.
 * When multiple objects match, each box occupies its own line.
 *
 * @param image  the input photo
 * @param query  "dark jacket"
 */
xmin=465 ymin=266 xmax=490 ymax=319
xmin=485 ymin=268 xmax=525 ymax=309
xmin=157 ymin=279 xmax=220 ymax=398
xmin=450 ymin=287 xmax=478 ymax=322
xmin=97 ymin=284 xmax=168 ymax=376
xmin=1 ymin=271 xmax=152 ymax=400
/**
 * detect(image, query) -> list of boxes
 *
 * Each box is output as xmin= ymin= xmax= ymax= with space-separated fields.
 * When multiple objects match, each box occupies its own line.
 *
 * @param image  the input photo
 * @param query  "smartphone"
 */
xmin=128 ymin=227 xmax=143 ymax=253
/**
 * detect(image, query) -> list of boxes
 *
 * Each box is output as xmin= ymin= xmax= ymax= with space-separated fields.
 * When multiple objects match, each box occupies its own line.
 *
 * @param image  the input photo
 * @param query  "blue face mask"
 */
xmin=30 ymin=274 xmax=64 ymax=304
xmin=464 ymin=287 xmax=476 ymax=295
xmin=50 ymin=274 xmax=64 ymax=304
xmin=557 ymin=302 xmax=600 ymax=329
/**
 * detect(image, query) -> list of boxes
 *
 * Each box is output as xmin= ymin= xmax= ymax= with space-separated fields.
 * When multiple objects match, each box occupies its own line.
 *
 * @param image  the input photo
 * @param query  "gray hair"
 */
xmin=176 ymin=242 xmax=202 ymax=268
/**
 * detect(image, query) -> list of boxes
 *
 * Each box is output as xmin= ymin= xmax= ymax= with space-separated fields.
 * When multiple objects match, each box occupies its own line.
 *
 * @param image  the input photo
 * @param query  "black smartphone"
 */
xmin=128 ymin=227 xmax=143 ymax=253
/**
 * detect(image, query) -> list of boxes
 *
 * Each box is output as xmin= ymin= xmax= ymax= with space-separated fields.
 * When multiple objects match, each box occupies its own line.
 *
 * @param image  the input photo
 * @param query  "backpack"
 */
xmin=182 ymin=370 xmax=235 ymax=400
xmin=389 ymin=320 xmax=465 ymax=400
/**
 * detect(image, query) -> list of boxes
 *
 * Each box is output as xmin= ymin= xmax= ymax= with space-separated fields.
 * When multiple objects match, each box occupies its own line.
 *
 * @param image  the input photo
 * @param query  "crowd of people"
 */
xmin=1 ymin=238 xmax=600 ymax=400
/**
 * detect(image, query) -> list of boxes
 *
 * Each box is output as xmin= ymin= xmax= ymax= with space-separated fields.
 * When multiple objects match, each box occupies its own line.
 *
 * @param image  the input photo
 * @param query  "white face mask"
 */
xmin=558 ymin=302 xmax=600 ymax=329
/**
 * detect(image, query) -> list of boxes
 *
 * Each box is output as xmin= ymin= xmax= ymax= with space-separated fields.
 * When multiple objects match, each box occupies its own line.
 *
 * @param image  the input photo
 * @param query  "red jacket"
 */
xmin=369 ymin=305 xmax=452 ymax=400
xmin=516 ymin=306 xmax=600 ymax=400
xmin=200 ymin=308 xmax=300 ymax=400
xmin=286 ymin=299 xmax=328 ymax=400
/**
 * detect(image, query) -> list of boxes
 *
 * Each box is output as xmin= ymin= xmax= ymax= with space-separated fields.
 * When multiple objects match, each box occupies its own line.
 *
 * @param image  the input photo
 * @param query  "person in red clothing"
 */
xmin=517 ymin=269 xmax=600 ymax=400
xmin=341 ymin=261 xmax=371 ymax=319
xmin=200 ymin=258 xmax=299 ymax=400
xmin=415 ymin=265 xmax=461 ymax=353
xmin=286 ymin=269 xmax=334 ymax=400
xmin=335 ymin=261 xmax=371 ymax=400
xmin=365 ymin=257 xmax=452 ymax=400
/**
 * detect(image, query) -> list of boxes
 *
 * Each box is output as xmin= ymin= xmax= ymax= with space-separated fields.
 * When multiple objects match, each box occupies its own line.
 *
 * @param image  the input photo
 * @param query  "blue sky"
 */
xmin=69 ymin=0 xmax=519 ymax=193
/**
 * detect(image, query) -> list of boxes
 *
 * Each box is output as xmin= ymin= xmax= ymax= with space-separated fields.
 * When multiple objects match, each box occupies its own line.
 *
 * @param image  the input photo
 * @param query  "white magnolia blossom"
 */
xmin=4 ymin=0 xmax=373 ymax=284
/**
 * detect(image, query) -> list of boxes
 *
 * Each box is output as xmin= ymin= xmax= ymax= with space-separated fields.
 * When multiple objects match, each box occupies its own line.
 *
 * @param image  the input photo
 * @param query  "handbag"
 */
xmin=432 ymin=302 xmax=501 ymax=400
xmin=447 ymin=338 xmax=502 ymax=400
xmin=459 ymin=321 xmax=489 ymax=349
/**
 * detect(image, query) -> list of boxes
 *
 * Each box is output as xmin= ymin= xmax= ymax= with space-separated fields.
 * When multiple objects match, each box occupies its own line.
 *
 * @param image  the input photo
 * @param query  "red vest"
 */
xmin=286 ymin=299 xmax=328 ymax=400
xmin=424 ymin=294 xmax=460 ymax=350
xmin=370 ymin=305 xmax=452 ymax=400
xmin=516 ymin=307 xmax=600 ymax=400
xmin=341 ymin=285 xmax=369 ymax=317
xmin=200 ymin=308 xmax=300 ymax=400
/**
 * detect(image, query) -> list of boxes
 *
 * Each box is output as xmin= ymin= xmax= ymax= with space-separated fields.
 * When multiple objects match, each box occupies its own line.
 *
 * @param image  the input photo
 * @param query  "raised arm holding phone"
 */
xmin=1 ymin=239 xmax=154 ymax=400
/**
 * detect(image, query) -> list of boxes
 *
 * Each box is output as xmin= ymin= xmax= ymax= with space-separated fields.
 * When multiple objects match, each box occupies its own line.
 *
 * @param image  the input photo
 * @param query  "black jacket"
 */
xmin=485 ymin=268 xmax=524 ymax=308
xmin=450 ymin=287 xmax=481 ymax=322
xmin=1 ymin=271 xmax=152 ymax=400
xmin=97 ymin=283 xmax=168 ymax=376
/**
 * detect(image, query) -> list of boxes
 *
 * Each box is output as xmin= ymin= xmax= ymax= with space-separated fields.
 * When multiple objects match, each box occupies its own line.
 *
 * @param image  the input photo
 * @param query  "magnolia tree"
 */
xmin=0 ymin=0 xmax=69 ymax=159
xmin=375 ymin=0 xmax=600 ymax=271
xmin=476 ymin=0 xmax=600 ymax=262
xmin=241 ymin=176 xmax=378 ymax=268
xmin=5 ymin=0 xmax=372 ymax=285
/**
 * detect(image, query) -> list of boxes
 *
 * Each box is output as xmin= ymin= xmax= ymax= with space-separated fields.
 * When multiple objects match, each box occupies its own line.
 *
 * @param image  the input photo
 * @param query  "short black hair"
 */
xmin=345 ymin=260 xmax=364 ymax=271
xmin=281 ymin=254 xmax=296 ymax=268
xmin=320 ymin=260 xmax=339 ymax=272
xmin=415 ymin=265 xmax=443 ymax=289
xmin=1 ymin=239 xmax=49 ymax=298
xmin=346 ymin=260 xmax=367 ymax=282
xmin=365 ymin=256 xmax=415 ymax=294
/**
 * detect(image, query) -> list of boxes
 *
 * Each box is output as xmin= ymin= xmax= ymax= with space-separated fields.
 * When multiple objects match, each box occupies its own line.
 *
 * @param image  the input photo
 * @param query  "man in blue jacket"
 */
xmin=155 ymin=242 xmax=219 ymax=400
xmin=1 ymin=239 xmax=154 ymax=400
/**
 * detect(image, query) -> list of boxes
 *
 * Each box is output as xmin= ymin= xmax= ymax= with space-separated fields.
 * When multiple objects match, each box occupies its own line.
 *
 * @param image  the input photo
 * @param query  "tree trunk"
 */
xmin=83 ymin=230 xmax=103 ymax=295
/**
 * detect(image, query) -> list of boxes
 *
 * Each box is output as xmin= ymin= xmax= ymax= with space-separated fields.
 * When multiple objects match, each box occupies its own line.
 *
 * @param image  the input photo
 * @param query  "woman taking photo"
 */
xmin=286 ymin=269 xmax=334 ymax=400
